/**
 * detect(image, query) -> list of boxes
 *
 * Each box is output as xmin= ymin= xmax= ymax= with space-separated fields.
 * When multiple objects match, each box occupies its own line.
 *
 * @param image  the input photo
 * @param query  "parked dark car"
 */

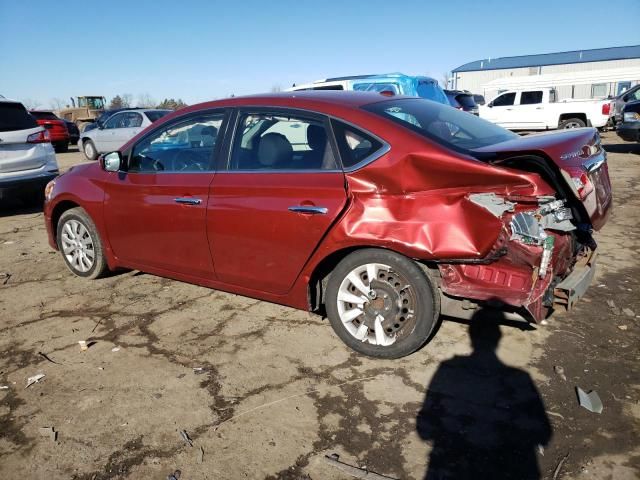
xmin=473 ymin=94 xmax=486 ymax=106
xmin=613 ymin=84 xmax=640 ymax=125
xmin=444 ymin=90 xmax=479 ymax=115
xmin=616 ymin=100 xmax=640 ymax=142
xmin=44 ymin=91 xmax=611 ymax=358
xmin=64 ymin=120 xmax=79 ymax=145
xmin=83 ymin=107 xmax=145 ymax=133
xmin=29 ymin=110 xmax=70 ymax=152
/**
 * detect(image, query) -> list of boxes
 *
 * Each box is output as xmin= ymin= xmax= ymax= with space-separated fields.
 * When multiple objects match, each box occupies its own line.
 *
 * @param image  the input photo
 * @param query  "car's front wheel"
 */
xmin=82 ymin=140 xmax=98 ymax=160
xmin=57 ymin=207 xmax=107 ymax=279
xmin=325 ymin=249 xmax=439 ymax=359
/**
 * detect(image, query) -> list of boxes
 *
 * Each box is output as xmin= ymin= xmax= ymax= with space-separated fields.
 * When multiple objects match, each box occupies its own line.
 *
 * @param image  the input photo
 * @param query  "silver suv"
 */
xmin=0 ymin=99 xmax=59 ymax=205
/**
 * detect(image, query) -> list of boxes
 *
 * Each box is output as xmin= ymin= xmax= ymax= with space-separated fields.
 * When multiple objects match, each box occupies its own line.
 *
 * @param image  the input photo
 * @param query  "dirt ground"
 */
xmin=0 ymin=133 xmax=639 ymax=480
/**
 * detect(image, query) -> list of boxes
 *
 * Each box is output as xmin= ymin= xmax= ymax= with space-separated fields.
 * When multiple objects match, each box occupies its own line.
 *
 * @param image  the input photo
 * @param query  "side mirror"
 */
xmin=487 ymin=102 xmax=494 ymax=108
xmin=101 ymin=152 xmax=122 ymax=172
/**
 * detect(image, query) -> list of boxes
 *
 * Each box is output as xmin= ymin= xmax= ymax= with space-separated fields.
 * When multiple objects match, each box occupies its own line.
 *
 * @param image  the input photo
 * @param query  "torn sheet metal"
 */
xmin=576 ymin=386 xmax=603 ymax=414
xmin=468 ymin=193 xmax=515 ymax=218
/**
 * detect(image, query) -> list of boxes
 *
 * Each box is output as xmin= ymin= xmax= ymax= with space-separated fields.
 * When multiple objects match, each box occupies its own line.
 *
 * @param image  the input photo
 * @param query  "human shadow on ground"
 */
xmin=417 ymin=307 xmax=552 ymax=480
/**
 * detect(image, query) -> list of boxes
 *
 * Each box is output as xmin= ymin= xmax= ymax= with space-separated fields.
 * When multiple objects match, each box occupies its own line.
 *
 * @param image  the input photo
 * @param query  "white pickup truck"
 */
xmin=479 ymin=88 xmax=613 ymax=130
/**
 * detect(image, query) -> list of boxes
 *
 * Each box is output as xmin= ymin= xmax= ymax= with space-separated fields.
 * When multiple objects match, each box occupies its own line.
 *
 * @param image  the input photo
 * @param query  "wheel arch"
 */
xmin=558 ymin=113 xmax=588 ymax=125
xmin=51 ymin=199 xmax=82 ymax=244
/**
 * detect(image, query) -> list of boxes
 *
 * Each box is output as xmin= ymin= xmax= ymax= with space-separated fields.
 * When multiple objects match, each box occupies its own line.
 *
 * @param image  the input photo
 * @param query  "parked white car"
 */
xmin=80 ymin=109 xmax=171 ymax=160
xmin=0 ymin=99 xmax=59 ymax=205
xmin=479 ymin=88 xmax=613 ymax=130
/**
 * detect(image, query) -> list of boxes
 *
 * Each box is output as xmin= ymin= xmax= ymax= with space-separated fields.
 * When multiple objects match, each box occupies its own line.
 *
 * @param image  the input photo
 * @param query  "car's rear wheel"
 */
xmin=325 ymin=249 xmax=439 ymax=359
xmin=560 ymin=117 xmax=586 ymax=129
xmin=57 ymin=208 xmax=107 ymax=279
xmin=83 ymin=140 xmax=97 ymax=160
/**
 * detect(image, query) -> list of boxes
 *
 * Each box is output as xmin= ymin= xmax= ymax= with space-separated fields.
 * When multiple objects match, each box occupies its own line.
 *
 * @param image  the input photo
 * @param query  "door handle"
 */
xmin=536 ymin=107 xmax=543 ymax=110
xmin=174 ymin=197 xmax=202 ymax=205
xmin=288 ymin=205 xmax=328 ymax=215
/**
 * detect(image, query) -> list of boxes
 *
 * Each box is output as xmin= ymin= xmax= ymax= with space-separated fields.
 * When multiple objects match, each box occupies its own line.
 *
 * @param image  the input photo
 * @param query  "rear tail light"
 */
xmin=602 ymin=103 xmax=611 ymax=116
xmin=27 ymin=130 xmax=51 ymax=143
xmin=572 ymin=172 xmax=594 ymax=200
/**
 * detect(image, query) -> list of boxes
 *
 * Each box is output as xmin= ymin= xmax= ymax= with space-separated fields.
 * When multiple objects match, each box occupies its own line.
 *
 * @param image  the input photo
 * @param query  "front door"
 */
xmin=103 ymin=112 xmax=226 ymax=278
xmin=482 ymin=92 xmax=517 ymax=128
xmin=208 ymin=110 xmax=347 ymax=295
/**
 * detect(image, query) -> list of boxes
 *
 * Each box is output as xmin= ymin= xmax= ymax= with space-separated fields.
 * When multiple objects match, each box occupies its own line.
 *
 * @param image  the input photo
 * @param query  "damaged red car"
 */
xmin=43 ymin=92 xmax=612 ymax=358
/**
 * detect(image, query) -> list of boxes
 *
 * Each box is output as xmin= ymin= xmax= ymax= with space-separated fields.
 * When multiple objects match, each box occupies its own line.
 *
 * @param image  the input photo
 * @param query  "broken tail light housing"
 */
xmin=27 ymin=130 xmax=51 ymax=143
xmin=571 ymin=172 xmax=594 ymax=200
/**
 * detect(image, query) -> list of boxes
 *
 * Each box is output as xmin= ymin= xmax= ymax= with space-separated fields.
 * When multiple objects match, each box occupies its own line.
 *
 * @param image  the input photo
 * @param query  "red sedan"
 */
xmin=43 ymin=92 xmax=612 ymax=358
xmin=30 ymin=110 xmax=70 ymax=153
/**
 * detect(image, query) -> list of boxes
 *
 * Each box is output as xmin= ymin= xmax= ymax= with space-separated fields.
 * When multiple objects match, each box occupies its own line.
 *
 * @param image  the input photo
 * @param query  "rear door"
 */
xmin=514 ymin=90 xmax=546 ymax=129
xmin=0 ymin=102 xmax=46 ymax=173
xmin=208 ymin=108 xmax=347 ymax=295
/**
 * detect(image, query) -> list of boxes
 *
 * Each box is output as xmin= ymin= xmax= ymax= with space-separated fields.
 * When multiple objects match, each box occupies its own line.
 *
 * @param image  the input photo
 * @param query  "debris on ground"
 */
xmin=39 ymin=427 xmax=57 ymax=442
xmin=78 ymin=340 xmax=88 ymax=351
xmin=618 ymin=325 xmax=628 ymax=331
xmin=324 ymin=453 xmax=398 ymax=480
xmin=0 ymin=385 xmax=9 ymax=390
xmin=166 ymin=470 xmax=181 ymax=480
xmin=193 ymin=367 xmax=206 ymax=374
xmin=552 ymin=452 xmax=570 ymax=480
xmin=576 ymin=387 xmax=603 ymax=414
xmin=606 ymin=299 xmax=622 ymax=316
xmin=622 ymin=308 xmax=635 ymax=317
xmin=554 ymin=365 xmax=567 ymax=381
xmin=197 ymin=446 xmax=204 ymax=464
xmin=0 ymin=272 xmax=10 ymax=285
xmin=111 ymin=347 xmax=120 ymax=352
xmin=25 ymin=373 xmax=45 ymax=388
xmin=38 ymin=351 xmax=61 ymax=365
xmin=537 ymin=444 xmax=544 ymax=456
xmin=179 ymin=430 xmax=193 ymax=447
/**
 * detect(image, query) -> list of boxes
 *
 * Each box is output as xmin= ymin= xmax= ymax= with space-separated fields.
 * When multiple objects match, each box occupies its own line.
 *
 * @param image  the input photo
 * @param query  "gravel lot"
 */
xmin=1 ymin=134 xmax=639 ymax=479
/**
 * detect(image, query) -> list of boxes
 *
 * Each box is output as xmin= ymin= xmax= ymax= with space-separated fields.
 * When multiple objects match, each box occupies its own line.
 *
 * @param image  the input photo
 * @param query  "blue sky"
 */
xmin=1 ymin=0 xmax=639 ymax=108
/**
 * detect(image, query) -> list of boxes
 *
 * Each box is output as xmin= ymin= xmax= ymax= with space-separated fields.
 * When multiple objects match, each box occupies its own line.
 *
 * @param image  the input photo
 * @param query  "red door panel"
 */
xmin=208 ymin=172 xmax=347 ymax=295
xmin=103 ymin=173 xmax=215 ymax=278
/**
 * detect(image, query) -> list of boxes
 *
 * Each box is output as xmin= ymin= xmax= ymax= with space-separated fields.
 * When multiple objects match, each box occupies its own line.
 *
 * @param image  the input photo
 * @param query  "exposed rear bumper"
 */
xmin=0 ymin=171 xmax=58 ymax=199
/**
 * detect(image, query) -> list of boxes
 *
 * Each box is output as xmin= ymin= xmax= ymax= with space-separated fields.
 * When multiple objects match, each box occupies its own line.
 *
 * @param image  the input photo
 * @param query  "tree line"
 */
xmin=108 ymin=94 xmax=188 ymax=111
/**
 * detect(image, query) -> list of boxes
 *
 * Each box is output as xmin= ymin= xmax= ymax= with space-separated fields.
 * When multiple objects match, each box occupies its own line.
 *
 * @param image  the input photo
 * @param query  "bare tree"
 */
xmin=136 ymin=93 xmax=156 ymax=108
xmin=120 ymin=94 xmax=133 ymax=108
xmin=49 ymin=98 xmax=65 ymax=110
xmin=270 ymin=85 xmax=282 ymax=93
xmin=441 ymin=72 xmax=451 ymax=89
xmin=20 ymin=98 xmax=41 ymax=110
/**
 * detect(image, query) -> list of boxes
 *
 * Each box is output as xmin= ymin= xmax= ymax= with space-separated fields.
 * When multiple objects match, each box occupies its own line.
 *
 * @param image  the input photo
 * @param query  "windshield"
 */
xmin=86 ymin=97 xmax=105 ymax=109
xmin=416 ymin=80 xmax=448 ymax=104
xmin=363 ymin=98 xmax=518 ymax=152
xmin=145 ymin=110 xmax=170 ymax=123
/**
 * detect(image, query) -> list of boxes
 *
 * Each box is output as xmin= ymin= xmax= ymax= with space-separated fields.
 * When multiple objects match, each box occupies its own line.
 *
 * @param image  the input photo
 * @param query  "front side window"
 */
xmin=520 ymin=91 xmax=543 ymax=105
xmin=104 ymin=113 xmax=125 ymax=129
xmin=123 ymin=112 xmax=143 ymax=128
xmin=129 ymin=114 xmax=224 ymax=172
xmin=363 ymin=98 xmax=518 ymax=153
xmin=492 ymin=93 xmax=516 ymax=107
xmin=229 ymin=112 xmax=337 ymax=171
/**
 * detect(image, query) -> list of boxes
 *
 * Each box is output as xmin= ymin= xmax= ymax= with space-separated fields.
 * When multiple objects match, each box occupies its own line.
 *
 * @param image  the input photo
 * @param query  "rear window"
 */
xmin=455 ymin=94 xmax=477 ymax=109
xmin=30 ymin=111 xmax=59 ymax=120
xmin=0 ymin=102 xmax=38 ymax=132
xmin=363 ymin=98 xmax=518 ymax=152
xmin=145 ymin=110 xmax=170 ymax=123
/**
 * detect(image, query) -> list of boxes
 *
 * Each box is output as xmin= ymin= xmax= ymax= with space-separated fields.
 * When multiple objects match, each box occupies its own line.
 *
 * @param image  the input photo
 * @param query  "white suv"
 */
xmin=0 ymin=99 xmax=59 ymax=205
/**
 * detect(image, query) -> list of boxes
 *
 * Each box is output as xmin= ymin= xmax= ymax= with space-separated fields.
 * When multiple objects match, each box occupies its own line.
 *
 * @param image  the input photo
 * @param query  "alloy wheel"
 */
xmin=60 ymin=219 xmax=95 ymax=273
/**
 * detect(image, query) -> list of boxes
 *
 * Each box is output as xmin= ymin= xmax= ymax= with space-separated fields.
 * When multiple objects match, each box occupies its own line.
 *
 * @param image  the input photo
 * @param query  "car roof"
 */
xmin=184 ymin=91 xmax=402 ymax=112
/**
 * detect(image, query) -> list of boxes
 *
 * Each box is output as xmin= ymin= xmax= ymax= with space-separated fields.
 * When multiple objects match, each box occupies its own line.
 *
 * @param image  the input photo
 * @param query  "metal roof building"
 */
xmin=451 ymin=45 xmax=640 ymax=101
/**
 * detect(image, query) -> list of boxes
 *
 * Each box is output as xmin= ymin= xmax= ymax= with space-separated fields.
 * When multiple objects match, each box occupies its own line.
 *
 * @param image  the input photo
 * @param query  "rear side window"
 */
xmin=331 ymin=120 xmax=384 ymax=170
xmin=520 ymin=91 xmax=543 ymax=105
xmin=0 ymin=102 xmax=37 ymax=132
xmin=145 ymin=110 xmax=170 ymax=123
xmin=455 ymin=94 xmax=477 ymax=108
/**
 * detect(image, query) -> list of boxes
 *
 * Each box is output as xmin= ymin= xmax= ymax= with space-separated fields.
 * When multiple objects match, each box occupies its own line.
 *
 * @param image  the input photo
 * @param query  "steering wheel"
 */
xmin=172 ymin=150 xmax=205 ymax=172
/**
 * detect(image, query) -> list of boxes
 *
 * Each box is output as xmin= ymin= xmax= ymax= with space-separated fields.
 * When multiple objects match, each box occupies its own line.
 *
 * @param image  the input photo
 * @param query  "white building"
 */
xmin=452 ymin=45 xmax=640 ymax=102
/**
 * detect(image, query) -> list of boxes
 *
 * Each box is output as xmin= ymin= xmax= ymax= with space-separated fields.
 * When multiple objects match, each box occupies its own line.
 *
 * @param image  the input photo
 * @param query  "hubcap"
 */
xmin=60 ymin=219 xmax=95 ymax=273
xmin=564 ymin=121 xmax=581 ymax=129
xmin=336 ymin=263 xmax=417 ymax=346
xmin=85 ymin=142 xmax=94 ymax=157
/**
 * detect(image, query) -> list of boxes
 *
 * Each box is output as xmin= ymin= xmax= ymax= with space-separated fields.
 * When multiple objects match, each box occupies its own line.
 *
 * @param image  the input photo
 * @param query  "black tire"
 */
xmin=56 ymin=207 xmax=108 ymax=279
xmin=83 ymin=139 xmax=98 ymax=160
xmin=325 ymin=248 xmax=439 ymax=359
xmin=54 ymin=142 xmax=69 ymax=153
xmin=559 ymin=117 xmax=586 ymax=129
